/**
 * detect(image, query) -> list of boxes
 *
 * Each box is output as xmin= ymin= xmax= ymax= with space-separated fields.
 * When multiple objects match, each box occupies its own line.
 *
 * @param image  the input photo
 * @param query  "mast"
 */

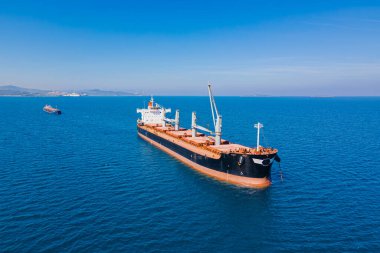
xmin=148 ymin=96 xmax=154 ymax=108
xmin=215 ymin=115 xmax=222 ymax=145
xmin=174 ymin=110 xmax=180 ymax=131
xmin=254 ymin=122 xmax=263 ymax=151
xmin=191 ymin=112 xmax=197 ymax=137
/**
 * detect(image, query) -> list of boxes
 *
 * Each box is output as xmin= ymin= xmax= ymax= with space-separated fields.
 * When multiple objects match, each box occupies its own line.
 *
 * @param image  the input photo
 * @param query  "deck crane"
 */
xmin=163 ymin=109 xmax=180 ymax=130
xmin=191 ymin=83 xmax=222 ymax=145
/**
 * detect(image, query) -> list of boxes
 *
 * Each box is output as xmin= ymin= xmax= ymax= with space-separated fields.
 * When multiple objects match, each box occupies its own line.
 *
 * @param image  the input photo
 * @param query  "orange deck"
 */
xmin=139 ymin=124 xmax=277 ymax=156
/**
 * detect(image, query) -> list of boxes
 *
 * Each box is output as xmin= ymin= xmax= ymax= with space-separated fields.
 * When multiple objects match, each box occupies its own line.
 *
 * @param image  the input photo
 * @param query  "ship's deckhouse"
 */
xmin=137 ymin=97 xmax=171 ymax=125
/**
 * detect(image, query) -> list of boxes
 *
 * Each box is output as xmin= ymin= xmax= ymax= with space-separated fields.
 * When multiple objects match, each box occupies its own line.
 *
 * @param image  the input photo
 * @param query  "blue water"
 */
xmin=1 ymin=96 xmax=380 ymax=252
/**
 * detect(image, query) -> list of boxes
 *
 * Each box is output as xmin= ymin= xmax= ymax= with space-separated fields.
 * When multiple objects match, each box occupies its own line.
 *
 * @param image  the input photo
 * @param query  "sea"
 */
xmin=0 ymin=96 xmax=379 ymax=252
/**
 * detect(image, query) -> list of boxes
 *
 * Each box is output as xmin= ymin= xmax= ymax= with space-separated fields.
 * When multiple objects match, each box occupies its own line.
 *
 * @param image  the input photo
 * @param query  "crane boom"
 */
xmin=207 ymin=83 xmax=222 ymax=145
xmin=195 ymin=125 xmax=213 ymax=134
xmin=208 ymin=82 xmax=219 ymax=128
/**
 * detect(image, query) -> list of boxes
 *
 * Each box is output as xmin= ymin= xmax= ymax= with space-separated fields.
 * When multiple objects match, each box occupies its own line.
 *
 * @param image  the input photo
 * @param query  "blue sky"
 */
xmin=0 ymin=0 xmax=379 ymax=96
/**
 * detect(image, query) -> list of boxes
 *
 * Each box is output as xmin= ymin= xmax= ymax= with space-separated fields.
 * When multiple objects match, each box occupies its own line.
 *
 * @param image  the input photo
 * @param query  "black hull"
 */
xmin=138 ymin=127 xmax=277 ymax=180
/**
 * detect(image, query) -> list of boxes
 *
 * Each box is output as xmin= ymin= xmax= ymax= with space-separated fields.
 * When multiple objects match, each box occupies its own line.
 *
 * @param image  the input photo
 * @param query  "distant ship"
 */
xmin=43 ymin=105 xmax=62 ymax=115
xmin=63 ymin=92 xmax=81 ymax=97
xmin=137 ymin=84 xmax=280 ymax=188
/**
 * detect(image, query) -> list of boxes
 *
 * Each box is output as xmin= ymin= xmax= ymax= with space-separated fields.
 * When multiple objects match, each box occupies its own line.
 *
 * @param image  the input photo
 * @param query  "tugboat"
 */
xmin=137 ymin=84 xmax=280 ymax=188
xmin=43 ymin=105 xmax=62 ymax=115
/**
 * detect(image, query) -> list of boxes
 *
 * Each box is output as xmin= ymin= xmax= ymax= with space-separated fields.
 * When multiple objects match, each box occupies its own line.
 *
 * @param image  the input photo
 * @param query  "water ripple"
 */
xmin=0 ymin=97 xmax=380 ymax=252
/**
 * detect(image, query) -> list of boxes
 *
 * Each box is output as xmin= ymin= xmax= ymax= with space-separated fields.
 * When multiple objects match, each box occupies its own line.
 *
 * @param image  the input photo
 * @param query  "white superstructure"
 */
xmin=136 ymin=84 xmax=223 ymax=145
xmin=63 ymin=92 xmax=81 ymax=97
xmin=137 ymin=97 xmax=171 ymax=125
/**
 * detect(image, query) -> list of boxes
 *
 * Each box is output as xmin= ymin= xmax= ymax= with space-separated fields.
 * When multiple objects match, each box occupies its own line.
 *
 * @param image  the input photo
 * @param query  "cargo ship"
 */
xmin=43 ymin=105 xmax=61 ymax=115
xmin=137 ymin=85 xmax=280 ymax=188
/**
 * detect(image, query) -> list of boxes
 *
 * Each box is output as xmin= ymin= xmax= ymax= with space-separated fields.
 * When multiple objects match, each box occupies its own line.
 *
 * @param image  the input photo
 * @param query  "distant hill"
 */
xmin=0 ymin=85 xmax=48 ymax=96
xmin=80 ymin=89 xmax=136 ymax=96
xmin=0 ymin=85 xmax=138 ymax=96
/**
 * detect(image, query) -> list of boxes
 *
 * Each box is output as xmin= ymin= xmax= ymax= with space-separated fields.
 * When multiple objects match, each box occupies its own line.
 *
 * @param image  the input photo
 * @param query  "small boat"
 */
xmin=43 ymin=105 xmax=62 ymax=115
